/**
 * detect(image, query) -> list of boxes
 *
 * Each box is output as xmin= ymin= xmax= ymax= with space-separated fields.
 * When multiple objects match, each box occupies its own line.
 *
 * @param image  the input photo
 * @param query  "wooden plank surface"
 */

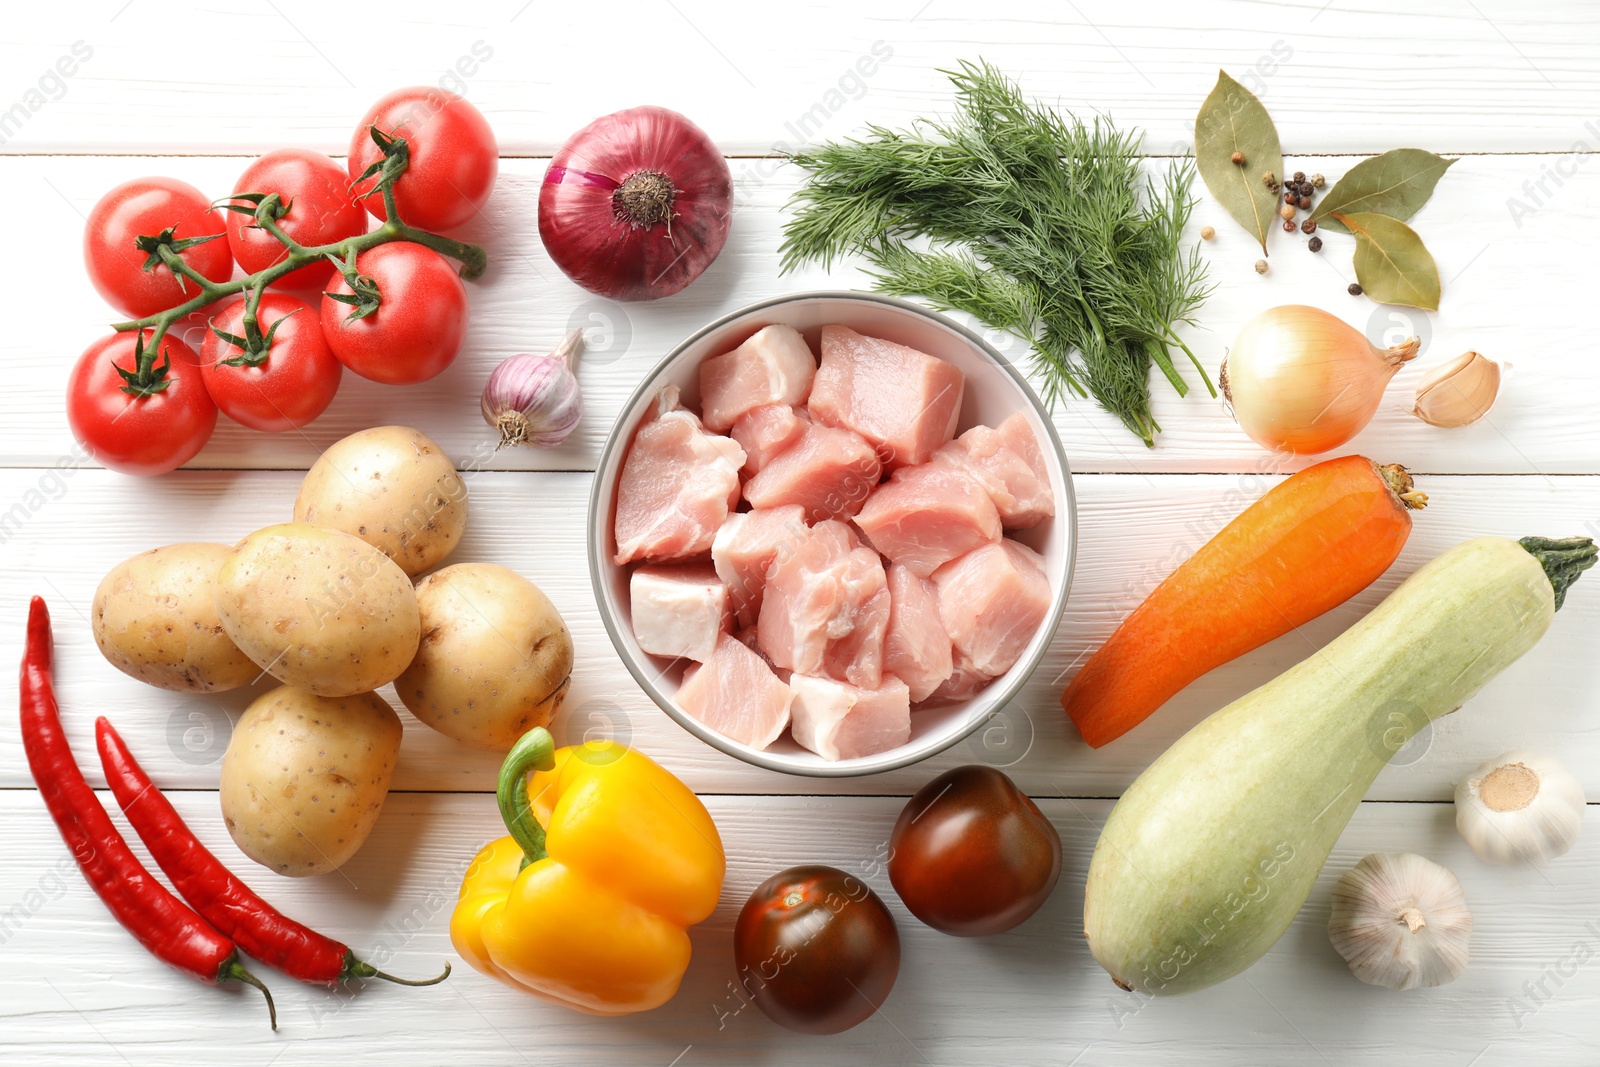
xmin=2 ymin=152 xmax=1594 ymax=475
xmin=1 ymin=792 xmax=1596 ymax=1065
xmin=4 ymin=0 xmax=1598 ymax=1063
xmin=2 ymin=469 xmax=1595 ymax=801
xmin=2 ymin=1 xmax=1598 ymax=155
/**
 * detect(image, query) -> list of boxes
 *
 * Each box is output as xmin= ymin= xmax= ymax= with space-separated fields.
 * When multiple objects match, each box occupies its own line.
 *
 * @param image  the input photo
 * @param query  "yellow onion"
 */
xmin=1221 ymin=305 xmax=1419 ymax=455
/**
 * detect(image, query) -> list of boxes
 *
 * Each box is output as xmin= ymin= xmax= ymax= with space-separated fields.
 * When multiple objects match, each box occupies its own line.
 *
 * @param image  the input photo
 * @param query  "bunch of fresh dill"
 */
xmin=779 ymin=60 xmax=1213 ymax=446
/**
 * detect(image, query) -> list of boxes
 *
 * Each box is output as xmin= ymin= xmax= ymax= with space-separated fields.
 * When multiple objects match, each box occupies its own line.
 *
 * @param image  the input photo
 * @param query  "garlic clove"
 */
xmin=1328 ymin=852 xmax=1472 ymax=991
xmin=1412 ymin=350 xmax=1502 ymax=428
xmin=1454 ymin=749 xmax=1585 ymax=866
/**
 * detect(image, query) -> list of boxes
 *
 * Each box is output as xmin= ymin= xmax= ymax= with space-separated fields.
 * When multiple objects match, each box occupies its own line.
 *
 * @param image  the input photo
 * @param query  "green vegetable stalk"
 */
xmin=779 ymin=60 xmax=1213 ymax=446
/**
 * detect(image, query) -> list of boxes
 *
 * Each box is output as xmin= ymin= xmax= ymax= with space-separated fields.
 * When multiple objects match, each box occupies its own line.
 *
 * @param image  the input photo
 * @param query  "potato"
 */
xmin=294 ymin=426 xmax=467 ymax=577
xmin=397 ymin=563 xmax=573 ymax=749
xmin=92 ymin=543 xmax=258 ymax=692
xmin=216 ymin=523 xmax=420 ymax=698
xmin=220 ymin=685 xmax=401 ymax=877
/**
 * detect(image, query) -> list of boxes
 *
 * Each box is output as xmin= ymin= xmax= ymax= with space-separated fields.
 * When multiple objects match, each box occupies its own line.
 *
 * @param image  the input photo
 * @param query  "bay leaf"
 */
xmin=1312 ymin=149 xmax=1455 ymax=234
xmin=1194 ymin=71 xmax=1282 ymax=254
xmin=1335 ymin=211 xmax=1441 ymax=310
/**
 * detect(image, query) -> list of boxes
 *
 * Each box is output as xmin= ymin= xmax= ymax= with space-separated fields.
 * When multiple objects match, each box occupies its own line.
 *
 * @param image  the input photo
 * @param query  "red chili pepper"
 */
xmin=18 ymin=596 xmax=275 ymax=1029
xmin=95 ymin=716 xmax=450 ymax=989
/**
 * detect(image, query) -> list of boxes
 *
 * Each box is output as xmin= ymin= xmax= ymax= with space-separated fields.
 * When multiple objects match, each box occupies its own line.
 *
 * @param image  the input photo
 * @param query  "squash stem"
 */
xmin=1518 ymin=535 xmax=1597 ymax=611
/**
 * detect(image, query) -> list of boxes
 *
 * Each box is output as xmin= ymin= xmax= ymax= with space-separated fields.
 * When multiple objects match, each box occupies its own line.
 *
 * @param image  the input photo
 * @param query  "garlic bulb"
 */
xmin=1412 ymin=351 xmax=1502 ymax=428
xmin=1455 ymin=750 xmax=1584 ymax=866
xmin=1328 ymin=853 xmax=1472 ymax=991
xmin=481 ymin=331 xmax=584 ymax=449
xmin=1221 ymin=305 xmax=1419 ymax=455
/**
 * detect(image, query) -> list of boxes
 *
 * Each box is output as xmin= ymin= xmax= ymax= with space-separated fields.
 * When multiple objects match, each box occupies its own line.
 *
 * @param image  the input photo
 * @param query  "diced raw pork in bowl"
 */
xmin=589 ymin=292 xmax=1076 ymax=777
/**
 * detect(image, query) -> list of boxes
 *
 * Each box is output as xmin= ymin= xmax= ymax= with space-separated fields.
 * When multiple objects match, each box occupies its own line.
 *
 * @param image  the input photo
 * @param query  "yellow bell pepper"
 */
xmin=451 ymin=727 xmax=725 ymax=1015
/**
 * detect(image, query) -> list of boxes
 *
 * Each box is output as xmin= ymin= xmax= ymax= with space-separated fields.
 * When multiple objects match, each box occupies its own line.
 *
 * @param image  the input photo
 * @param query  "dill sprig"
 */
xmin=779 ymin=60 xmax=1214 ymax=446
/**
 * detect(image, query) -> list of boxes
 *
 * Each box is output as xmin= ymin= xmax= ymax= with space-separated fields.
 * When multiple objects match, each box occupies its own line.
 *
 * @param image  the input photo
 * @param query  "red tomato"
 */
xmin=319 ymin=242 xmax=467 ymax=385
xmin=224 ymin=149 xmax=368 ymax=291
xmin=201 ymin=293 xmax=342 ymax=432
xmin=888 ymin=765 xmax=1062 ymax=937
xmin=733 ymin=865 xmax=900 ymax=1035
xmin=84 ymin=178 xmax=233 ymax=318
xmin=347 ymin=87 xmax=497 ymax=232
xmin=66 ymin=332 xmax=217 ymax=476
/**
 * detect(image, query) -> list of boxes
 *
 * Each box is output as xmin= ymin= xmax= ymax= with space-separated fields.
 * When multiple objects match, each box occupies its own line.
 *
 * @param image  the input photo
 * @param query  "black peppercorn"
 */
xmin=1282 ymin=219 xmax=1297 ymax=232
xmin=1348 ymin=282 xmax=1363 ymax=296
xmin=1301 ymin=218 xmax=1316 ymax=234
xmin=1308 ymin=236 xmax=1323 ymax=252
xmin=1293 ymin=171 xmax=1306 ymax=183
xmin=1284 ymin=192 xmax=1297 ymax=205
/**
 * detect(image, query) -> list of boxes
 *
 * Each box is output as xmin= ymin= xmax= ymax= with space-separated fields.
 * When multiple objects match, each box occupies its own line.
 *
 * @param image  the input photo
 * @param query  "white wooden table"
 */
xmin=3 ymin=2 xmax=1598 ymax=1063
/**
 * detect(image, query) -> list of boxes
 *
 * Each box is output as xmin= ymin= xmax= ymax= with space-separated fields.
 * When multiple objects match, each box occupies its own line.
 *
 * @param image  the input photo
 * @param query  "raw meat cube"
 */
xmin=712 ymin=505 xmax=809 ymax=627
xmin=613 ymin=387 xmax=745 ymax=566
xmin=932 ymin=539 xmax=1052 ymax=677
xmin=629 ymin=564 xmax=730 ymax=663
xmin=732 ymin=624 xmax=765 ymax=654
xmin=933 ymin=412 xmax=1055 ymax=529
xmin=883 ymin=564 xmax=953 ymax=702
xmin=809 ymin=325 xmax=965 ymax=467
xmin=853 ymin=462 xmax=1001 ymax=577
xmin=698 ymin=324 xmax=817 ymax=432
xmin=675 ymin=633 xmax=793 ymax=751
xmin=789 ymin=673 xmax=911 ymax=761
xmin=918 ymin=652 xmax=994 ymax=706
xmin=743 ymin=422 xmax=882 ymax=522
xmin=757 ymin=520 xmax=890 ymax=689
xmin=731 ymin=404 xmax=808 ymax=477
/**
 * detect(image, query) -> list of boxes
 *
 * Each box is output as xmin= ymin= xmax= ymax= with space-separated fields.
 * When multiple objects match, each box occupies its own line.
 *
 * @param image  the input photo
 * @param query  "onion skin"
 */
xmin=1222 ymin=305 xmax=1419 ymax=455
xmin=539 ymin=106 xmax=733 ymax=302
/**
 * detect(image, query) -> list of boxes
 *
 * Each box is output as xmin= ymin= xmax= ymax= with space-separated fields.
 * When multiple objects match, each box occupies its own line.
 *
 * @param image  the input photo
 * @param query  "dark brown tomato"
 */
xmin=733 ymin=864 xmax=900 ymax=1035
xmin=888 ymin=765 xmax=1061 ymax=936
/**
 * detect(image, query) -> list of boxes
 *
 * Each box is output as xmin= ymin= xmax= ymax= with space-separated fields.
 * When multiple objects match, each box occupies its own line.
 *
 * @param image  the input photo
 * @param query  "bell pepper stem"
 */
xmin=497 ymin=727 xmax=558 ymax=869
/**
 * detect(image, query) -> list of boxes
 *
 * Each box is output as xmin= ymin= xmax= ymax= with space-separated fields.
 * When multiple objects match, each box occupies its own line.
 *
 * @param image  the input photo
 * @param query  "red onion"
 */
xmin=538 ymin=106 xmax=733 ymax=302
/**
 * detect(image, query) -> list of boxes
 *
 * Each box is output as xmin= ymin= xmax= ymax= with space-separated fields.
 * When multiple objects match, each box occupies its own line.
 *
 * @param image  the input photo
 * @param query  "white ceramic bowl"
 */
xmin=588 ymin=292 xmax=1076 ymax=777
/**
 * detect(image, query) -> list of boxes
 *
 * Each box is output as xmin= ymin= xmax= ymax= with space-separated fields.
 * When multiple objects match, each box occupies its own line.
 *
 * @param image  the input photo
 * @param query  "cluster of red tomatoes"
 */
xmin=67 ymin=87 xmax=498 ymax=476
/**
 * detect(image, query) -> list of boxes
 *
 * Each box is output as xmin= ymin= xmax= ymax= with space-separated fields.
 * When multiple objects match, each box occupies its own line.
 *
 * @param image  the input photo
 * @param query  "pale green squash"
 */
xmin=1083 ymin=536 xmax=1594 ymax=996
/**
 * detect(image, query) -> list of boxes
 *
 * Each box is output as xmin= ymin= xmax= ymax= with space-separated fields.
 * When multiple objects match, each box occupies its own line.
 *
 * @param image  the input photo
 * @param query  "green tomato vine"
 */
xmin=109 ymin=126 xmax=488 ymax=397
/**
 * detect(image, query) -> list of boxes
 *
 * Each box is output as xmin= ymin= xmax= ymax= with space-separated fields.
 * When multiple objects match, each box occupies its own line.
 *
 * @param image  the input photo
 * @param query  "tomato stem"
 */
xmin=241 ymin=281 xmax=264 ymax=339
xmin=110 ymin=136 xmax=487 ymax=349
xmin=255 ymin=212 xmax=311 ymax=259
xmin=210 ymin=283 xmax=295 ymax=368
xmin=154 ymin=242 xmax=225 ymax=303
xmin=111 ymin=223 xmax=485 ymax=334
